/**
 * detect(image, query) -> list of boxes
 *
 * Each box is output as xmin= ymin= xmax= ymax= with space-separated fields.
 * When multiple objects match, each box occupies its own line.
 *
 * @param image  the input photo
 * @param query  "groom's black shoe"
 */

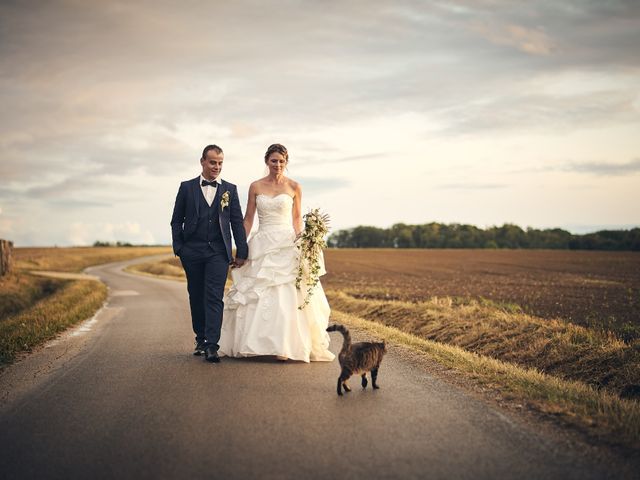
xmin=204 ymin=345 xmax=220 ymax=363
xmin=193 ymin=341 xmax=206 ymax=356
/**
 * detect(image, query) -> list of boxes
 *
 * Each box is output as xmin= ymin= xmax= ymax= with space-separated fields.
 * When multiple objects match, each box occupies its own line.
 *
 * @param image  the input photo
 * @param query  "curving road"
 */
xmin=0 ymin=257 xmax=634 ymax=479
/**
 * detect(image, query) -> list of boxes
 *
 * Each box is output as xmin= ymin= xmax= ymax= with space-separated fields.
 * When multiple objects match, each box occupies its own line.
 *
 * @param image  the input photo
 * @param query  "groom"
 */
xmin=170 ymin=144 xmax=248 ymax=363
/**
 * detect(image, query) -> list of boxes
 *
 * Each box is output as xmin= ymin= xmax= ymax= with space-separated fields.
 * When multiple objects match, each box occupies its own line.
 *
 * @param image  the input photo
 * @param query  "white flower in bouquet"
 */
xmin=295 ymin=208 xmax=330 ymax=309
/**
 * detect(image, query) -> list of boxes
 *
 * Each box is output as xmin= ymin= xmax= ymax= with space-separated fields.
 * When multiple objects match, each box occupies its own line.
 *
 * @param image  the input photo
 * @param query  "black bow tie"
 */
xmin=201 ymin=180 xmax=218 ymax=187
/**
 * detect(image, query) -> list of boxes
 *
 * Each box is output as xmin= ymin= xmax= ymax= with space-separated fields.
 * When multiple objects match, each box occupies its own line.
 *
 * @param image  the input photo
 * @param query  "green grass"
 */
xmin=0 ymin=272 xmax=64 ymax=320
xmin=0 ymin=278 xmax=107 ymax=365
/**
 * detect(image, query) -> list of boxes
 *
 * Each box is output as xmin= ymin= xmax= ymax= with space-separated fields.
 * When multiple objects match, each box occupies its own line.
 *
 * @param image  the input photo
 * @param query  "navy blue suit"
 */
xmin=170 ymin=177 xmax=248 ymax=349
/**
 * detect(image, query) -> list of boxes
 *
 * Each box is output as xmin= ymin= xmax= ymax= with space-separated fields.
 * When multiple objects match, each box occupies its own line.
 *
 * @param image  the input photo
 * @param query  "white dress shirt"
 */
xmin=200 ymin=174 xmax=221 ymax=207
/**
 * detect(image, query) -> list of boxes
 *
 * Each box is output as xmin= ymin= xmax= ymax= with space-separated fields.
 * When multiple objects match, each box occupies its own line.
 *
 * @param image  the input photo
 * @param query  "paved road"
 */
xmin=0 ymin=257 xmax=634 ymax=479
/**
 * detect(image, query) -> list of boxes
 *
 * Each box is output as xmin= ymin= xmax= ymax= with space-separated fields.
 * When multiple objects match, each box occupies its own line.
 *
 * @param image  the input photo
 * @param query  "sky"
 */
xmin=1 ymin=0 xmax=639 ymax=246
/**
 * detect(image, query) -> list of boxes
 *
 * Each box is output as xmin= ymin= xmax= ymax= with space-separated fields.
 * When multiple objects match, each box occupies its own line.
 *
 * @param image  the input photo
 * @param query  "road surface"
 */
xmin=0 ymin=257 xmax=635 ymax=479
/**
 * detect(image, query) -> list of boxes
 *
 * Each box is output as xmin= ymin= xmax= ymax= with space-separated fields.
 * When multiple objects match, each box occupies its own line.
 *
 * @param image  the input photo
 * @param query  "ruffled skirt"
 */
xmin=218 ymin=225 xmax=335 ymax=362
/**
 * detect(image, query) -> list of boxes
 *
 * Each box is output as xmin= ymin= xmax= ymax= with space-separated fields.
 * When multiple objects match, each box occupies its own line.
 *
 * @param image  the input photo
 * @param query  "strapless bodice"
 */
xmin=256 ymin=194 xmax=293 ymax=230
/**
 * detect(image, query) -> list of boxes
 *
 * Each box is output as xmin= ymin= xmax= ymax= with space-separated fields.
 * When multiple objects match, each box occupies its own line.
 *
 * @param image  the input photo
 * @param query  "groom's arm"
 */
xmin=170 ymin=182 xmax=186 ymax=256
xmin=229 ymin=185 xmax=248 ymax=261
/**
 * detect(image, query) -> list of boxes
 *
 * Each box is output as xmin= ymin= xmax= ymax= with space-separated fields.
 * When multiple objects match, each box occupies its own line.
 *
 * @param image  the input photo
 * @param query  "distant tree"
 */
xmin=418 ymin=223 xmax=444 ymax=248
xmin=327 ymin=229 xmax=350 ymax=248
xmin=492 ymin=224 xmax=527 ymax=248
xmin=93 ymin=240 xmax=134 ymax=247
xmin=327 ymin=226 xmax=391 ymax=248
xmin=328 ymin=222 xmax=639 ymax=250
xmin=351 ymin=226 xmax=390 ymax=248
xmin=484 ymin=239 xmax=498 ymax=249
xmin=390 ymin=223 xmax=415 ymax=248
xmin=628 ymin=228 xmax=640 ymax=251
xmin=527 ymin=227 xmax=572 ymax=249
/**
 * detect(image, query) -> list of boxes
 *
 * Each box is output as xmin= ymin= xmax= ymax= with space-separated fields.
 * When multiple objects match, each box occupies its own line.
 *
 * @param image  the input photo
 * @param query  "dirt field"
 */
xmin=322 ymin=249 xmax=640 ymax=338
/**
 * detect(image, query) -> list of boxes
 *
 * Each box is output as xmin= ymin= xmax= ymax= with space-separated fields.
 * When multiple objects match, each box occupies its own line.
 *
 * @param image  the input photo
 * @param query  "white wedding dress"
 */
xmin=218 ymin=194 xmax=335 ymax=362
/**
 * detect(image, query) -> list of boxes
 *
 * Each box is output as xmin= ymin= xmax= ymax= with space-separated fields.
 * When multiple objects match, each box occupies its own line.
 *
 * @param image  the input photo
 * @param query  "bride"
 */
xmin=218 ymin=144 xmax=335 ymax=362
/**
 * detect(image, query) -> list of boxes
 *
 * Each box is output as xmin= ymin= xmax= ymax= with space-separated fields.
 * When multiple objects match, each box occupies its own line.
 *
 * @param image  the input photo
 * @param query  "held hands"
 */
xmin=230 ymin=257 xmax=246 ymax=269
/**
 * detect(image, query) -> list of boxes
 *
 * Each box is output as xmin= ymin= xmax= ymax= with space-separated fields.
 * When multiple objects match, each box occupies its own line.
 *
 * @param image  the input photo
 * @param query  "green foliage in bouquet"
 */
xmin=295 ymin=208 xmax=330 ymax=309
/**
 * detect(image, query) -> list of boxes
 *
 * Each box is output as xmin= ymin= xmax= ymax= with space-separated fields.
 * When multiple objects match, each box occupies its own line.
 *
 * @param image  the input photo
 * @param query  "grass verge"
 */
xmin=14 ymin=246 xmax=172 ymax=272
xmin=0 ymin=272 xmax=64 ymax=319
xmin=0 ymin=278 xmax=107 ymax=365
xmin=125 ymin=257 xmax=185 ymax=281
xmin=327 ymin=290 xmax=640 ymax=399
xmin=332 ymin=309 xmax=640 ymax=451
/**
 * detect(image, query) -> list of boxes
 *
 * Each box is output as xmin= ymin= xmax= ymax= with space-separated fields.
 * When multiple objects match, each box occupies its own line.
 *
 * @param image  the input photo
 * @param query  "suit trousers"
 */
xmin=180 ymin=251 xmax=229 ymax=349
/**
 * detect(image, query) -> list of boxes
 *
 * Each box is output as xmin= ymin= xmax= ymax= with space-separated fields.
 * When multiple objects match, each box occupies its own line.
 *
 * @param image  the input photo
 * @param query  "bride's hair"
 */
xmin=264 ymin=143 xmax=288 ymax=163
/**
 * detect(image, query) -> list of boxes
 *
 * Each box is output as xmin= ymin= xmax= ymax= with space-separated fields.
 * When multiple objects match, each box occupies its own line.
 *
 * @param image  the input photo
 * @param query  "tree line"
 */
xmin=93 ymin=240 xmax=134 ymax=247
xmin=327 ymin=223 xmax=640 ymax=250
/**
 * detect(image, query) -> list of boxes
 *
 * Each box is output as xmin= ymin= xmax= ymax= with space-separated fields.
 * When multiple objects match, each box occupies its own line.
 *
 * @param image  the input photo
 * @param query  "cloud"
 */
xmin=562 ymin=223 xmax=640 ymax=234
xmin=68 ymin=222 xmax=91 ymax=246
xmin=67 ymin=221 xmax=156 ymax=246
xmin=1 ymin=1 xmax=639 ymax=245
xmin=562 ymin=158 xmax=640 ymax=176
xmin=295 ymin=152 xmax=387 ymax=166
xmin=469 ymin=21 xmax=555 ymax=55
xmin=435 ymin=183 xmax=508 ymax=190
xmin=50 ymin=200 xmax=112 ymax=209
xmin=295 ymin=177 xmax=351 ymax=194
xmin=329 ymin=153 xmax=387 ymax=164
xmin=0 ymin=214 xmax=40 ymax=246
xmin=229 ymin=123 xmax=260 ymax=139
xmin=0 ymin=213 xmax=12 ymax=237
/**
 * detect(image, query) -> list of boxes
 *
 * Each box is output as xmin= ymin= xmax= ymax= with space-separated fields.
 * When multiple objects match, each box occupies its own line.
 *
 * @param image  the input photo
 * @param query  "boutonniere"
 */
xmin=220 ymin=191 xmax=230 ymax=210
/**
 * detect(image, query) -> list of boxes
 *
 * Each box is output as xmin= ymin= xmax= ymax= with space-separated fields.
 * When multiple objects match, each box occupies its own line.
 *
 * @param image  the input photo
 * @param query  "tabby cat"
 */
xmin=326 ymin=324 xmax=387 ymax=396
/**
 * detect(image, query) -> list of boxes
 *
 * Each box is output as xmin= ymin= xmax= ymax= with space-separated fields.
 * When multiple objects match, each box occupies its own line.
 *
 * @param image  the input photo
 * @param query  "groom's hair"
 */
xmin=201 ymin=144 xmax=223 ymax=160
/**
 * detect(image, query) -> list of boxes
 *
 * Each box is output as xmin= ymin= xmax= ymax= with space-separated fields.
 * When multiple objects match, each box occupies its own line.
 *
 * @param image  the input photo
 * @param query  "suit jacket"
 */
xmin=170 ymin=177 xmax=248 ymax=262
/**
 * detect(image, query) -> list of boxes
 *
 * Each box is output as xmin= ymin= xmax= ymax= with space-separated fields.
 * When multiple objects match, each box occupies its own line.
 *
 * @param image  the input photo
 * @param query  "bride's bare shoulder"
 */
xmin=287 ymin=179 xmax=302 ymax=196
xmin=286 ymin=178 xmax=301 ymax=190
xmin=249 ymin=178 xmax=268 ymax=190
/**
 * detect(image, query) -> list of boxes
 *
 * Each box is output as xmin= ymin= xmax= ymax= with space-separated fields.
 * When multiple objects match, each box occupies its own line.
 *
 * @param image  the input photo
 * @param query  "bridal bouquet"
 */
xmin=295 ymin=208 xmax=330 ymax=309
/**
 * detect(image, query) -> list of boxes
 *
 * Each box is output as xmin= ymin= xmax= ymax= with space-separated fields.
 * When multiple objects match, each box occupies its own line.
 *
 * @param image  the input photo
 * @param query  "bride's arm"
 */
xmin=243 ymin=182 xmax=257 ymax=237
xmin=292 ymin=183 xmax=303 ymax=237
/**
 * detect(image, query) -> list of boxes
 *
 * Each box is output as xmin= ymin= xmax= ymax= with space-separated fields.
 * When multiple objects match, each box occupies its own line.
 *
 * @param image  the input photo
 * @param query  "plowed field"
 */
xmin=322 ymin=249 xmax=640 ymax=338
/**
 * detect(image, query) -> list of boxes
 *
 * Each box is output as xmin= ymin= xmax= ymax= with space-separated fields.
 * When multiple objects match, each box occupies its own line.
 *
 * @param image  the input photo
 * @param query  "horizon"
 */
xmin=10 ymin=221 xmax=639 ymax=249
xmin=1 ymin=1 xmax=639 ymax=247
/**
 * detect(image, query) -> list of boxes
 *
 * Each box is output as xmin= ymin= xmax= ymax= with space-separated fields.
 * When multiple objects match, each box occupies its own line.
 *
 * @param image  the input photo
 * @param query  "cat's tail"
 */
xmin=326 ymin=324 xmax=351 ymax=350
